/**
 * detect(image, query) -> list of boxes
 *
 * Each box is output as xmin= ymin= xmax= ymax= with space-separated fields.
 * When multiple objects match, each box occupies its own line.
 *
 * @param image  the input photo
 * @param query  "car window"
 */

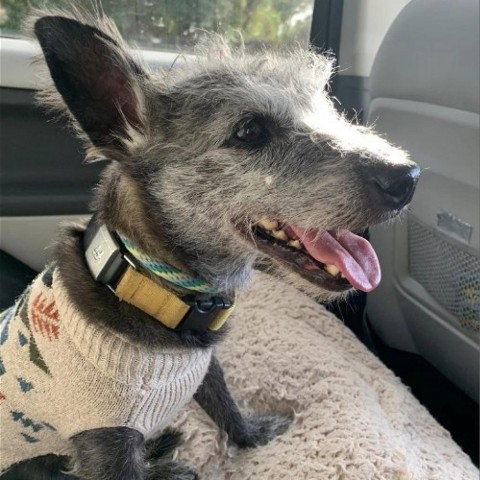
xmin=0 ymin=0 xmax=314 ymax=51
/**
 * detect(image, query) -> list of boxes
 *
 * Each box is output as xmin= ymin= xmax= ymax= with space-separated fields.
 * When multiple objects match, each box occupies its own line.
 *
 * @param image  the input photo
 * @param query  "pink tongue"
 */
xmin=289 ymin=227 xmax=381 ymax=292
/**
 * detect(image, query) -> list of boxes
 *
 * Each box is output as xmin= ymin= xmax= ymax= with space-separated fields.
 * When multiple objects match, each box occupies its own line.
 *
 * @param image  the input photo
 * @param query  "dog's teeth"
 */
xmin=258 ymin=218 xmax=279 ymax=231
xmin=287 ymin=239 xmax=302 ymax=250
xmin=272 ymin=229 xmax=288 ymax=241
xmin=324 ymin=264 xmax=341 ymax=277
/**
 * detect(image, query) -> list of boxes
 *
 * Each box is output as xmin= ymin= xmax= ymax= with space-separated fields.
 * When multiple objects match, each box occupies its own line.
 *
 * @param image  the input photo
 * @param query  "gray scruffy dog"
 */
xmin=0 ymin=7 xmax=419 ymax=480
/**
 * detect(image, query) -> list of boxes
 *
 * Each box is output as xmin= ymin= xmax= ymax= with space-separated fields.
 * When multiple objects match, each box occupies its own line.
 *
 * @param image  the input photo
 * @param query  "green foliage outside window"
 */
xmin=0 ymin=0 xmax=313 ymax=51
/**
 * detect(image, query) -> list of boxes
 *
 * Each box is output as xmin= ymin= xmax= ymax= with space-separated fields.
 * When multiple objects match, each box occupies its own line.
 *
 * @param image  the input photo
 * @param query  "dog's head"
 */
xmin=33 ymin=12 xmax=419 ymax=301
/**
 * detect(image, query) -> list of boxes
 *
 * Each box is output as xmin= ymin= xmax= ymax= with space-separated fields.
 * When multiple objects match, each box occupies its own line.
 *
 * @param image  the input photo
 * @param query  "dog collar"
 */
xmin=83 ymin=216 xmax=234 ymax=331
xmin=118 ymin=235 xmax=217 ymax=293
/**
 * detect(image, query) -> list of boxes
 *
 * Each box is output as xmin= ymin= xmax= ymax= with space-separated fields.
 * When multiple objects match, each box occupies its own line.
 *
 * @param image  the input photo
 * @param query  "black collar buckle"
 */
xmin=178 ymin=295 xmax=232 ymax=331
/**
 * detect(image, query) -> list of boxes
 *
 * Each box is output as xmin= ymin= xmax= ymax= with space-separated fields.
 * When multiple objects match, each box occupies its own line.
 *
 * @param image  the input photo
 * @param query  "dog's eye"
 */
xmin=235 ymin=119 xmax=266 ymax=143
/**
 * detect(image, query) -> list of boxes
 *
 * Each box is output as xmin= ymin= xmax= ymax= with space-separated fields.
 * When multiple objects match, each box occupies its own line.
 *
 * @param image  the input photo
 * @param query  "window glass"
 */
xmin=0 ymin=0 xmax=314 ymax=51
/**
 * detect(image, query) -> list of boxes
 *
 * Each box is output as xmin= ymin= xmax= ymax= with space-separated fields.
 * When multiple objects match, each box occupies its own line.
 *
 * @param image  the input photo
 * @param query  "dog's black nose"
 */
xmin=371 ymin=163 xmax=421 ymax=209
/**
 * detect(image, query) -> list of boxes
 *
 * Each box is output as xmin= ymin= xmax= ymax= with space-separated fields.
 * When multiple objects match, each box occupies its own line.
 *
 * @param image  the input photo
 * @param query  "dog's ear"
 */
xmin=34 ymin=16 xmax=147 ymax=158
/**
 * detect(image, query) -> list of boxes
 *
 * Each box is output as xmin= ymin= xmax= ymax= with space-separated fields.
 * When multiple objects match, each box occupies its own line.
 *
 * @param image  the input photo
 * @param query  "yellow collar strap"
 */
xmin=83 ymin=217 xmax=235 ymax=332
xmin=114 ymin=266 xmax=234 ymax=331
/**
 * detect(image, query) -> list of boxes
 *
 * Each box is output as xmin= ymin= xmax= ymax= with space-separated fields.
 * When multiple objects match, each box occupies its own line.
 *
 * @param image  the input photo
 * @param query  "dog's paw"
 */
xmin=233 ymin=414 xmax=292 ymax=449
xmin=146 ymin=460 xmax=198 ymax=480
xmin=146 ymin=428 xmax=183 ymax=461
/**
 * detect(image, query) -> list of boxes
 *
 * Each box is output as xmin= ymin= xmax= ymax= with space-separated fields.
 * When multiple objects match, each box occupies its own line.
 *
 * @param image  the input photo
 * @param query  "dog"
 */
xmin=0 ymin=7 xmax=420 ymax=480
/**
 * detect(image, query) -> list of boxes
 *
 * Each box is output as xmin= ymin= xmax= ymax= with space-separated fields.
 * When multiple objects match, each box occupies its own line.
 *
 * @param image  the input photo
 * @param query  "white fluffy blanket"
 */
xmin=174 ymin=272 xmax=477 ymax=480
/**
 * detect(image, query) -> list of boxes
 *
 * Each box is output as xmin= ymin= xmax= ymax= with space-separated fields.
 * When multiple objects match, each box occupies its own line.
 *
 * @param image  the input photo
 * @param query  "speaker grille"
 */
xmin=408 ymin=218 xmax=480 ymax=331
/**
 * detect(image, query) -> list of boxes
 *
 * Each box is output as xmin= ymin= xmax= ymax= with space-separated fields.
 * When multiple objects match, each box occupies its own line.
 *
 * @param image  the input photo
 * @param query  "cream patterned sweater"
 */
xmin=0 ymin=266 xmax=212 ymax=472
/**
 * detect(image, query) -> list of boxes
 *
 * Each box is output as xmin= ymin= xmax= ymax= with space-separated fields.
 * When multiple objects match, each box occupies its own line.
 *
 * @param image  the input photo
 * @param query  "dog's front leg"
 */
xmin=194 ymin=355 xmax=291 ymax=448
xmin=71 ymin=427 xmax=198 ymax=480
xmin=70 ymin=427 xmax=145 ymax=480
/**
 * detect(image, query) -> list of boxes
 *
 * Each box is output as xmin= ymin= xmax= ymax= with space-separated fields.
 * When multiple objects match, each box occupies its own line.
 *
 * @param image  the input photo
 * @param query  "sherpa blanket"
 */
xmin=173 ymin=272 xmax=477 ymax=480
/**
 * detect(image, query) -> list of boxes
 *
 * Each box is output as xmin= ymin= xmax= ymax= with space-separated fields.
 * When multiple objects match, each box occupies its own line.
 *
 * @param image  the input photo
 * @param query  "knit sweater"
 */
xmin=0 ymin=266 xmax=212 ymax=472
